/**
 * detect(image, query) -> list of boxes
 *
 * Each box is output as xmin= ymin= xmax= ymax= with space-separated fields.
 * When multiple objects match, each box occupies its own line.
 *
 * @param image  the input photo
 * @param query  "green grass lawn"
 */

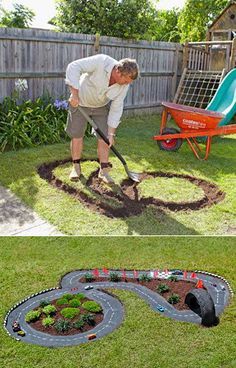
xmin=0 ymin=114 xmax=236 ymax=235
xmin=0 ymin=236 xmax=236 ymax=368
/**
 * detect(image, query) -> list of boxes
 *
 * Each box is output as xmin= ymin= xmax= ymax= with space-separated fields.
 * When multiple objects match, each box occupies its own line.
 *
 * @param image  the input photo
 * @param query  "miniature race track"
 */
xmin=5 ymin=269 xmax=233 ymax=347
xmin=37 ymin=159 xmax=225 ymax=218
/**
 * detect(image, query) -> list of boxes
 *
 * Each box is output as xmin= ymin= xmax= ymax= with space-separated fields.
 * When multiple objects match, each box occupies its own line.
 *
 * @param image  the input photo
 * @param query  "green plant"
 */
xmin=84 ymin=273 xmax=95 ymax=282
xmin=42 ymin=316 xmax=55 ymax=327
xmin=82 ymin=301 xmax=102 ymax=313
xmin=69 ymin=298 xmax=81 ymax=307
xmin=25 ymin=309 xmax=41 ymax=323
xmin=73 ymin=318 xmax=85 ymax=330
xmin=157 ymin=284 xmax=170 ymax=294
xmin=39 ymin=300 xmax=50 ymax=308
xmin=168 ymin=275 xmax=178 ymax=282
xmin=109 ymin=272 xmax=121 ymax=282
xmin=42 ymin=304 xmax=57 ymax=315
xmin=168 ymin=294 xmax=180 ymax=304
xmin=56 ymin=298 xmax=68 ymax=306
xmin=81 ymin=313 xmax=96 ymax=326
xmin=60 ymin=307 xmax=80 ymax=319
xmin=62 ymin=293 xmax=74 ymax=301
xmin=54 ymin=319 xmax=71 ymax=333
xmin=75 ymin=293 xmax=86 ymax=300
xmin=139 ymin=273 xmax=152 ymax=282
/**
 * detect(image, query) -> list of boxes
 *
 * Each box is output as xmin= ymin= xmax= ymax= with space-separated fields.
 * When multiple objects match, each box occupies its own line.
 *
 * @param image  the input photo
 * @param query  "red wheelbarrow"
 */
xmin=153 ymin=102 xmax=236 ymax=160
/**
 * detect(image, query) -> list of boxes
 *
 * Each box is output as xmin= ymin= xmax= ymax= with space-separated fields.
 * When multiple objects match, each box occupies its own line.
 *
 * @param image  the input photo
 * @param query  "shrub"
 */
xmin=157 ymin=283 xmax=170 ymax=294
xmin=73 ymin=319 xmax=85 ymax=330
xmin=168 ymin=294 xmax=180 ymax=304
xmin=25 ymin=309 xmax=41 ymax=323
xmin=60 ymin=307 xmax=80 ymax=319
xmin=75 ymin=293 xmax=86 ymax=300
xmin=84 ymin=273 xmax=95 ymax=282
xmin=63 ymin=293 xmax=74 ymax=301
xmin=109 ymin=272 xmax=121 ymax=282
xmin=168 ymin=275 xmax=178 ymax=282
xmin=54 ymin=319 xmax=71 ymax=333
xmin=69 ymin=298 xmax=81 ymax=307
xmin=139 ymin=273 xmax=152 ymax=282
xmin=82 ymin=301 xmax=102 ymax=313
xmin=42 ymin=316 xmax=55 ymax=327
xmin=81 ymin=313 xmax=96 ymax=326
xmin=39 ymin=300 xmax=50 ymax=308
xmin=42 ymin=304 xmax=57 ymax=315
xmin=56 ymin=298 xmax=69 ymax=306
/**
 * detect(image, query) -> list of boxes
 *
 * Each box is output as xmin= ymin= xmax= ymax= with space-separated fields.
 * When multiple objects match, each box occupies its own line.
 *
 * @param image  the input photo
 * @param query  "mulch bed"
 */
xmin=37 ymin=158 xmax=225 ymax=219
xmin=79 ymin=276 xmax=199 ymax=311
xmin=28 ymin=298 xmax=103 ymax=336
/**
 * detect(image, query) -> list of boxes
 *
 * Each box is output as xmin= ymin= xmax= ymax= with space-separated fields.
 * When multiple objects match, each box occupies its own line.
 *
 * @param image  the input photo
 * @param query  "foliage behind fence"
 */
xmin=0 ymin=27 xmax=183 ymax=115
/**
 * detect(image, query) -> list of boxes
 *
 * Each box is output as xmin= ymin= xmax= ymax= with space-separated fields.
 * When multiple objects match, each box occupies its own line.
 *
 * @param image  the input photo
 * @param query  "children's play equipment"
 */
xmin=153 ymin=69 xmax=236 ymax=160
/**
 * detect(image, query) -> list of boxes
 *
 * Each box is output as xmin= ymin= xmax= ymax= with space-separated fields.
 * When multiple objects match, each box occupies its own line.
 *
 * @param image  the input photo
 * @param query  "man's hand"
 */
xmin=108 ymin=134 xmax=115 ymax=147
xmin=69 ymin=87 xmax=79 ymax=108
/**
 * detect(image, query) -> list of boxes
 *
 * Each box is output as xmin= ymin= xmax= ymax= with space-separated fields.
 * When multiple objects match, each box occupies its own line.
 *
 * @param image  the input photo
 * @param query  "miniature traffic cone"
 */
xmin=102 ymin=268 xmax=109 ymax=275
xmin=154 ymin=270 xmax=159 ymax=279
xmin=183 ymin=271 xmax=188 ymax=279
xmin=191 ymin=272 xmax=197 ymax=279
xmin=122 ymin=270 xmax=127 ymax=280
xmin=196 ymin=279 xmax=204 ymax=289
xmin=133 ymin=270 xmax=138 ymax=279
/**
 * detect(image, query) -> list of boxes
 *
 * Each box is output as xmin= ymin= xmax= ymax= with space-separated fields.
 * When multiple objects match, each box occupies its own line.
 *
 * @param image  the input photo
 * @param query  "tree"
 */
xmin=0 ymin=3 xmax=35 ymax=28
xmin=177 ymin=0 xmax=230 ymax=42
xmin=151 ymin=8 xmax=181 ymax=42
xmin=52 ymin=0 xmax=159 ymax=40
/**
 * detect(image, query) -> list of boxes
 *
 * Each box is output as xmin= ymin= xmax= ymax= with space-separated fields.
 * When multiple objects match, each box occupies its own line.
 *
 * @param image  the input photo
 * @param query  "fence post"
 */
xmin=171 ymin=44 xmax=180 ymax=100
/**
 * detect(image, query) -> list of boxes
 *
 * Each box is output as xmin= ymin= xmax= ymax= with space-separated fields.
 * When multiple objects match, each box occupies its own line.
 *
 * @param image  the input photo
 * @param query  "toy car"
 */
xmin=84 ymin=285 xmax=94 ymax=290
xmin=156 ymin=305 xmax=165 ymax=312
xmin=170 ymin=270 xmax=183 ymax=275
xmin=12 ymin=321 xmax=21 ymax=332
xmin=17 ymin=330 xmax=26 ymax=337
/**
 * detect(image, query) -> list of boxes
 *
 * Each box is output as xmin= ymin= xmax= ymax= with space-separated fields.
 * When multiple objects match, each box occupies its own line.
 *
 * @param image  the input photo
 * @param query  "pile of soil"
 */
xmin=38 ymin=158 xmax=225 ymax=218
xmin=79 ymin=276 xmax=199 ymax=311
xmin=28 ymin=298 xmax=103 ymax=336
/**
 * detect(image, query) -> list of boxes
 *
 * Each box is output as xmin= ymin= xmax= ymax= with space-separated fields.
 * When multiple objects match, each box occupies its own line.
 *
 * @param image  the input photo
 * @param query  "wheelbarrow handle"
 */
xmin=77 ymin=106 xmax=127 ymax=166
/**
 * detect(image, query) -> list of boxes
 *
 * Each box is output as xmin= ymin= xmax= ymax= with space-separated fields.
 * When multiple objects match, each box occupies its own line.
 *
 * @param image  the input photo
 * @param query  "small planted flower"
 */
xmin=54 ymin=99 xmax=69 ymax=110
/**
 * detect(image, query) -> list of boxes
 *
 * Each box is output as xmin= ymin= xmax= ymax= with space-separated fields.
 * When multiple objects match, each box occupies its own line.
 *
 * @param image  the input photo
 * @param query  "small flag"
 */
xmin=183 ymin=271 xmax=187 ymax=279
xmin=154 ymin=270 xmax=159 ymax=279
xmin=102 ymin=268 xmax=109 ymax=275
xmin=92 ymin=269 xmax=100 ymax=278
xmin=122 ymin=270 xmax=127 ymax=279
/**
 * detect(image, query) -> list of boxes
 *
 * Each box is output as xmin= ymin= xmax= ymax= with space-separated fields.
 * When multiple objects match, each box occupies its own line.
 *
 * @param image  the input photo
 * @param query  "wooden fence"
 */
xmin=0 ymin=28 xmax=183 ymax=115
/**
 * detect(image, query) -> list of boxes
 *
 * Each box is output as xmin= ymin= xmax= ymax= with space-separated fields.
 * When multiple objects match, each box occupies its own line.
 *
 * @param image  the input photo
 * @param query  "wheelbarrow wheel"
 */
xmin=157 ymin=128 xmax=183 ymax=152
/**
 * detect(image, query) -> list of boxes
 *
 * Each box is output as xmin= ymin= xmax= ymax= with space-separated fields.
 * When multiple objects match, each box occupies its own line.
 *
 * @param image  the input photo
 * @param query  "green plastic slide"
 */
xmin=206 ymin=68 xmax=236 ymax=126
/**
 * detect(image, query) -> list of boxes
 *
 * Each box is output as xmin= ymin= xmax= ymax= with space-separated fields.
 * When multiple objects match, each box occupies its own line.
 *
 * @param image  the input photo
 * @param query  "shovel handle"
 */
xmin=77 ymin=106 xmax=127 ymax=166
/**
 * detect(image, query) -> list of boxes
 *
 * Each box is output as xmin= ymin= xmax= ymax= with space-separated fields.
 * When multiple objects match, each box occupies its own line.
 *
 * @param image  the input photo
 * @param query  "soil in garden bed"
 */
xmin=79 ymin=276 xmax=199 ymax=311
xmin=37 ymin=158 xmax=225 ymax=219
xmin=29 ymin=298 xmax=103 ymax=336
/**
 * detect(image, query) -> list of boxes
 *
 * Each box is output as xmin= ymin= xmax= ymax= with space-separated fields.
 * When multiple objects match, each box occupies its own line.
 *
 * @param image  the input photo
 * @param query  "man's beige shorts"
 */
xmin=65 ymin=105 xmax=109 ymax=139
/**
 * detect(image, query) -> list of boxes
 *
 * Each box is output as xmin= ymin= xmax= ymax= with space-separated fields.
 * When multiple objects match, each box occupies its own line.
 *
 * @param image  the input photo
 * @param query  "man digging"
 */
xmin=65 ymin=54 xmax=139 ymax=184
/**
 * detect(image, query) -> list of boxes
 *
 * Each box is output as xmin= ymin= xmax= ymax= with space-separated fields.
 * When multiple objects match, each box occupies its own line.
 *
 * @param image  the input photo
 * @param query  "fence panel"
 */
xmin=0 ymin=28 xmax=183 ymax=115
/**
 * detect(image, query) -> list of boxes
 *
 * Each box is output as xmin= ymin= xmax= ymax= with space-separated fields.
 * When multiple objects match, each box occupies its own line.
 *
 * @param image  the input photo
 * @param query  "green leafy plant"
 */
xmin=109 ymin=272 xmax=121 ymax=282
xmin=54 ymin=319 xmax=71 ymax=333
xmin=56 ymin=298 xmax=68 ymax=306
xmin=157 ymin=283 xmax=170 ymax=294
xmin=42 ymin=304 xmax=57 ymax=315
xmin=139 ymin=273 xmax=152 ymax=282
xmin=62 ymin=293 xmax=74 ymax=301
xmin=82 ymin=301 xmax=102 ymax=313
xmin=168 ymin=294 xmax=180 ymax=304
xmin=69 ymin=298 xmax=81 ymax=307
xmin=25 ymin=309 xmax=41 ymax=323
xmin=42 ymin=316 xmax=55 ymax=327
xmin=73 ymin=318 xmax=85 ymax=330
xmin=39 ymin=300 xmax=50 ymax=308
xmin=60 ymin=307 xmax=80 ymax=319
xmin=84 ymin=273 xmax=95 ymax=282
xmin=81 ymin=313 xmax=96 ymax=326
xmin=75 ymin=293 xmax=86 ymax=300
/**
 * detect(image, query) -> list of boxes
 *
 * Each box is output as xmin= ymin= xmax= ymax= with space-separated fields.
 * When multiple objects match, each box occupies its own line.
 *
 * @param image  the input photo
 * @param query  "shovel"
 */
xmin=77 ymin=106 xmax=140 ymax=183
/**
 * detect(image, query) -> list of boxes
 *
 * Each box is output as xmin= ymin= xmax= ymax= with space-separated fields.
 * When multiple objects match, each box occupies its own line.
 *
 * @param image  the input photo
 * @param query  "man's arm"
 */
xmin=69 ymin=86 xmax=79 ymax=108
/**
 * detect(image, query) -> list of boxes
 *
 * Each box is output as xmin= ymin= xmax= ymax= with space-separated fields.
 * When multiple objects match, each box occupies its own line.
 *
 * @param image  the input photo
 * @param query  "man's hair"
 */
xmin=117 ymin=58 xmax=140 ymax=80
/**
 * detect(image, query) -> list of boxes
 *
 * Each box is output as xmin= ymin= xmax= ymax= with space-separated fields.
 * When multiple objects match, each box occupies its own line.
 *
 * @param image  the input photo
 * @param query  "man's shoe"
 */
xmin=69 ymin=162 xmax=81 ymax=181
xmin=98 ymin=168 xmax=114 ymax=184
